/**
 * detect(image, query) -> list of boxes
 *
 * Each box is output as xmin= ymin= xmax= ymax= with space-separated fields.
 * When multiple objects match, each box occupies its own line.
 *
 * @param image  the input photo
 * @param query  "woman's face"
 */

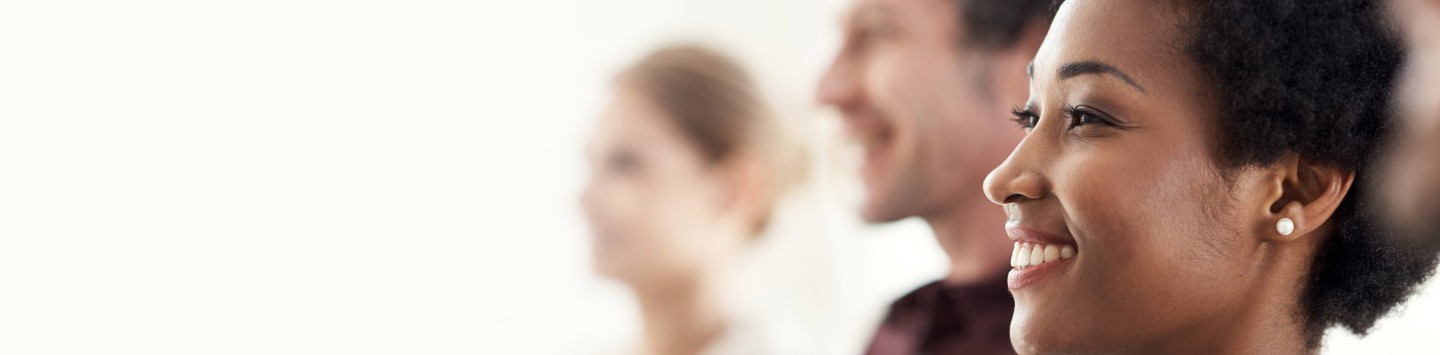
xmin=984 ymin=0 xmax=1291 ymax=352
xmin=581 ymin=85 xmax=733 ymax=285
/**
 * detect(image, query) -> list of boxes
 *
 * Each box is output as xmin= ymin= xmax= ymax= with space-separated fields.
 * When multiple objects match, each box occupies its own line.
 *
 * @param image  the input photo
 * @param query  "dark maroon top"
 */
xmin=863 ymin=273 xmax=1016 ymax=355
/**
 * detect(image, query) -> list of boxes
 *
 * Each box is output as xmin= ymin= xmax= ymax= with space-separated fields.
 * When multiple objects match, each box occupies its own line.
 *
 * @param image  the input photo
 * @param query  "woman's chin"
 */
xmin=1010 ymin=309 xmax=1081 ymax=355
xmin=1009 ymin=330 xmax=1051 ymax=355
xmin=592 ymin=258 xmax=654 ymax=286
xmin=590 ymin=257 xmax=625 ymax=280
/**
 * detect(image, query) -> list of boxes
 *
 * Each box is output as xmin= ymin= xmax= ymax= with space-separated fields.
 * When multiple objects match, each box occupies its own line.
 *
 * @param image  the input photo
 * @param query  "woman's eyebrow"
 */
xmin=1028 ymin=60 xmax=1147 ymax=93
xmin=844 ymin=3 xmax=892 ymax=29
xmin=1061 ymin=61 xmax=1147 ymax=92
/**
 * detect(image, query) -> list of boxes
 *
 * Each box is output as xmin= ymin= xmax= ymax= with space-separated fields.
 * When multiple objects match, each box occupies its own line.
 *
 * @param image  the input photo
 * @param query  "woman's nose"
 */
xmin=579 ymin=178 xmax=600 ymax=217
xmin=984 ymin=140 xmax=1049 ymax=205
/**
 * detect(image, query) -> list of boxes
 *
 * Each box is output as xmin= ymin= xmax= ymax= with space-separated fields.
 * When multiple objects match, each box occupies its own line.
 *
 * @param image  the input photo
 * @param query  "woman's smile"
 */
xmin=1006 ymin=226 xmax=1078 ymax=290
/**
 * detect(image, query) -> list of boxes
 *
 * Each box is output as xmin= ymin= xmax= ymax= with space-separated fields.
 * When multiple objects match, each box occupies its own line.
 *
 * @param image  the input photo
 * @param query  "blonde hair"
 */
xmin=617 ymin=44 xmax=806 ymax=235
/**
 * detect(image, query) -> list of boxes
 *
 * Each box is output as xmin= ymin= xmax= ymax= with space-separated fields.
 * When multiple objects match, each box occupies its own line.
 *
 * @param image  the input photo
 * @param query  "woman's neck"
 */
xmin=1153 ymin=301 xmax=1311 ymax=355
xmin=631 ymin=268 xmax=731 ymax=355
xmin=1144 ymin=242 xmax=1319 ymax=355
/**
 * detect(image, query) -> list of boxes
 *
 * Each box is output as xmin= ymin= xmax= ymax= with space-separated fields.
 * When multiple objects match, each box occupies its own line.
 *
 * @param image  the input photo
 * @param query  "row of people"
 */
xmin=580 ymin=0 xmax=1440 ymax=354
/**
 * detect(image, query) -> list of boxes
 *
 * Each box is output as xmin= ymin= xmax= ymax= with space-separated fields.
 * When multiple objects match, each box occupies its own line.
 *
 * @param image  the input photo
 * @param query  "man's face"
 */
xmin=1384 ymin=0 xmax=1440 ymax=239
xmin=817 ymin=0 xmax=1023 ymax=222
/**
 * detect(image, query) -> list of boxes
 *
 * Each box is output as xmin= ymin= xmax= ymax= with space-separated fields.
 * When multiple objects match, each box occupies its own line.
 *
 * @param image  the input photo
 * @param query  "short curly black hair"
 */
xmin=1051 ymin=0 xmax=1440 ymax=348
xmin=956 ymin=0 xmax=1055 ymax=49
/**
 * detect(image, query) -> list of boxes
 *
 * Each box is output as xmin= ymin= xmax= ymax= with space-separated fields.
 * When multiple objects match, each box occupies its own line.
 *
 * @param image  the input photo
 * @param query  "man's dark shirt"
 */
xmin=864 ymin=273 xmax=1016 ymax=355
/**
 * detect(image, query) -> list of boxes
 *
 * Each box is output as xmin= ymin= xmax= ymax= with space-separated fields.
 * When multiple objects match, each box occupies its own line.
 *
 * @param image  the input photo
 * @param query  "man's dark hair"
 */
xmin=1053 ymin=0 xmax=1440 ymax=348
xmin=956 ymin=0 xmax=1056 ymax=49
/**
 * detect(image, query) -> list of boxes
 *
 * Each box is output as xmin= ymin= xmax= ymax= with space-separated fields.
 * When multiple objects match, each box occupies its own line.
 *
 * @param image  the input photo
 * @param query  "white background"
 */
xmin=0 ymin=0 xmax=1434 ymax=354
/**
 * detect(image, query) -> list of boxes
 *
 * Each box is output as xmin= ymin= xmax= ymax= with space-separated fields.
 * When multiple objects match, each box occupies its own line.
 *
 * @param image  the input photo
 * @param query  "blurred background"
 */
xmin=0 ymin=0 xmax=1436 ymax=354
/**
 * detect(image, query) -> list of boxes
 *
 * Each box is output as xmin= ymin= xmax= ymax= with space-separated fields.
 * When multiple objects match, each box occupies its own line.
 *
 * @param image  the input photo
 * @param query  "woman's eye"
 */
xmin=1010 ymin=107 xmax=1039 ymax=129
xmin=852 ymin=28 xmax=889 ymax=49
xmin=1065 ymin=106 xmax=1110 ymax=127
xmin=606 ymin=151 xmax=641 ymax=174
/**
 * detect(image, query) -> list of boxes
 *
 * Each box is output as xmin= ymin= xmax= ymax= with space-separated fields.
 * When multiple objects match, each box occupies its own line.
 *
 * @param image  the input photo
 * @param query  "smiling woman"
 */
xmin=983 ymin=0 xmax=1440 ymax=353
xmin=580 ymin=45 xmax=805 ymax=355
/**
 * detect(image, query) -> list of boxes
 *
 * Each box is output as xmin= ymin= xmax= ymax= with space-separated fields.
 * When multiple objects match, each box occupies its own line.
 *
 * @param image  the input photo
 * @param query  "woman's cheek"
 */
xmin=1053 ymin=152 xmax=1151 ymax=277
xmin=638 ymin=177 xmax=716 ymax=269
xmin=1059 ymin=144 xmax=1227 ymax=297
xmin=609 ymin=181 xmax=671 ymax=275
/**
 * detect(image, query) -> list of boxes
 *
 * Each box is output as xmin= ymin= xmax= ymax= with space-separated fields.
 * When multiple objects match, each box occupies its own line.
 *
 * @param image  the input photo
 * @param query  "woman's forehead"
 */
xmin=1033 ymin=0 xmax=1197 ymax=96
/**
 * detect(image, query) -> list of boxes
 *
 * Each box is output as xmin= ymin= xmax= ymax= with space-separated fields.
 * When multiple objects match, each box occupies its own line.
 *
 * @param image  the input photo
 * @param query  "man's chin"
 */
xmin=858 ymin=173 xmax=933 ymax=223
xmin=859 ymin=195 xmax=919 ymax=224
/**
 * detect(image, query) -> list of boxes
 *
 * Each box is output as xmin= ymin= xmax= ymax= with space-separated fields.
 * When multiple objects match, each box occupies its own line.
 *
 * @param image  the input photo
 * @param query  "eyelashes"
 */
xmin=1063 ymin=106 xmax=1110 ymax=126
xmin=1011 ymin=106 xmax=1039 ymax=129
xmin=1009 ymin=105 xmax=1118 ymax=130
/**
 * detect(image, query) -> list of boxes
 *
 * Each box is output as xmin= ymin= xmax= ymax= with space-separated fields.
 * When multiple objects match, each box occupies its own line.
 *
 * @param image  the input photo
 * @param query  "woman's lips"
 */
xmin=1008 ymin=256 xmax=1070 ymax=290
xmin=1006 ymin=226 xmax=1075 ymax=244
xmin=1006 ymin=227 xmax=1078 ymax=290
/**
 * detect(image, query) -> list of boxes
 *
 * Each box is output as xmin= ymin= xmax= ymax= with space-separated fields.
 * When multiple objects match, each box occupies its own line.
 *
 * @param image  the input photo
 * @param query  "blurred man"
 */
xmin=1385 ymin=0 xmax=1440 ymax=242
xmin=817 ymin=0 xmax=1051 ymax=354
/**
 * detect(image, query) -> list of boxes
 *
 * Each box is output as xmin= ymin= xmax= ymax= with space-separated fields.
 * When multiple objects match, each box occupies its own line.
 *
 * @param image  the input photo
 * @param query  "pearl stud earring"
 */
xmin=1277 ymin=217 xmax=1295 ymax=236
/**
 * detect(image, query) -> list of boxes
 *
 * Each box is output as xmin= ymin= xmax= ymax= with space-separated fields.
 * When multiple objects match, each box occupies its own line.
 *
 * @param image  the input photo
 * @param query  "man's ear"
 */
xmin=1261 ymin=154 xmax=1356 ymax=243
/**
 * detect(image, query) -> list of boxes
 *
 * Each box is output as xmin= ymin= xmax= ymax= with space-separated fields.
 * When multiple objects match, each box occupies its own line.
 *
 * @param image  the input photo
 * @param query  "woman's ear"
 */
xmin=1262 ymin=154 xmax=1355 ymax=243
xmin=716 ymin=152 xmax=771 ymax=222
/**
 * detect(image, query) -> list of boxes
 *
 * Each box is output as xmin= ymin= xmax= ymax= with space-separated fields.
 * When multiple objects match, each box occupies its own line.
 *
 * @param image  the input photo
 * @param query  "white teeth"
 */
xmin=1010 ymin=242 xmax=1077 ymax=268
xmin=1011 ymin=242 xmax=1021 ymax=267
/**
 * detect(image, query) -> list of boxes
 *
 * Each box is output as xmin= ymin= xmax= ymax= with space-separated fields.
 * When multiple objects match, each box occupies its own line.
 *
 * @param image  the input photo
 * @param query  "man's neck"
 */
xmin=923 ymin=196 xmax=1013 ymax=286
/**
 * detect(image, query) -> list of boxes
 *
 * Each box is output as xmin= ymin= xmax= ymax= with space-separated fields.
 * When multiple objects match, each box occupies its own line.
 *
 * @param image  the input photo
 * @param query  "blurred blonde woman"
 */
xmin=580 ymin=45 xmax=802 ymax=355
